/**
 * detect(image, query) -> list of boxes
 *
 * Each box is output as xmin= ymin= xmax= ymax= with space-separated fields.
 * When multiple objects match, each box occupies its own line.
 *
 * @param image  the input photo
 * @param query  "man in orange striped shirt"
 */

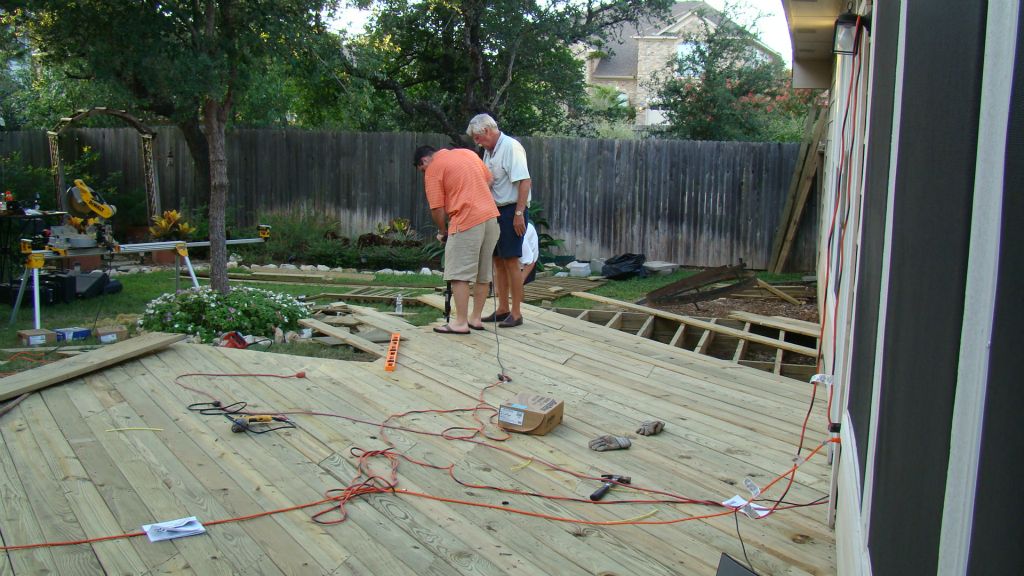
xmin=414 ymin=145 xmax=500 ymax=334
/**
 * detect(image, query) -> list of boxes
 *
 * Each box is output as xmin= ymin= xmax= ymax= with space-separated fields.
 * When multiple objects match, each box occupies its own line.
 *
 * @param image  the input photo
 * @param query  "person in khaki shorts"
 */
xmin=414 ymin=145 xmax=500 ymax=334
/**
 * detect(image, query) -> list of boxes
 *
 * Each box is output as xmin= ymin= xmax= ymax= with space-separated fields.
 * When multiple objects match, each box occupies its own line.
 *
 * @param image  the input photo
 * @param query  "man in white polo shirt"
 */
xmin=466 ymin=113 xmax=531 ymax=327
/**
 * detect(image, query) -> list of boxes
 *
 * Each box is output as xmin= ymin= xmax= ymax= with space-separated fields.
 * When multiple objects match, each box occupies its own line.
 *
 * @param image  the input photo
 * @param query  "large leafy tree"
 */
xmin=344 ymin=0 xmax=672 ymax=142
xmin=651 ymin=3 xmax=814 ymax=141
xmin=229 ymin=30 xmax=395 ymax=130
xmin=5 ymin=0 xmax=337 ymax=292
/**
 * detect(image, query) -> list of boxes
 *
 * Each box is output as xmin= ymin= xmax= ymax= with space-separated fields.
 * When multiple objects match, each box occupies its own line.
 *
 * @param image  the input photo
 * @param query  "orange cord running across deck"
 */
xmin=0 ymin=369 xmax=831 ymax=552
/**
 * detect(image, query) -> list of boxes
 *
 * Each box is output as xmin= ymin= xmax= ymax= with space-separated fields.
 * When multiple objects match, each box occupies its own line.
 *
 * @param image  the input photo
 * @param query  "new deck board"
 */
xmin=0 ymin=300 xmax=836 ymax=575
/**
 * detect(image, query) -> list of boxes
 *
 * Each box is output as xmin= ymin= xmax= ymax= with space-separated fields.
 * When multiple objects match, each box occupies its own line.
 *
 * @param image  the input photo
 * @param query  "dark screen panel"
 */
xmin=967 ymin=6 xmax=1024 ymax=574
xmin=867 ymin=0 xmax=985 ymax=573
xmin=847 ymin=0 xmax=899 ymax=490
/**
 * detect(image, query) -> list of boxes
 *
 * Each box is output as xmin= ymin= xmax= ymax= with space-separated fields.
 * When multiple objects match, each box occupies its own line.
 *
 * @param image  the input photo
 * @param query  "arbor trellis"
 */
xmin=48 ymin=107 xmax=160 ymax=220
xmin=11 ymin=0 xmax=339 ymax=292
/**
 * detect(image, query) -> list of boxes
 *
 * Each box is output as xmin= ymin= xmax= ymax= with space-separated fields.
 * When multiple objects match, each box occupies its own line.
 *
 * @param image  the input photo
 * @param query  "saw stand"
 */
xmin=9 ymin=232 xmax=269 ymax=328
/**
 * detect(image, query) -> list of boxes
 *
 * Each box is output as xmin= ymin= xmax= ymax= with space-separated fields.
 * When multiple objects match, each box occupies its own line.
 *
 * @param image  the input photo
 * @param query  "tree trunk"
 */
xmin=176 ymin=116 xmax=211 ymax=208
xmin=202 ymin=98 xmax=230 ymax=294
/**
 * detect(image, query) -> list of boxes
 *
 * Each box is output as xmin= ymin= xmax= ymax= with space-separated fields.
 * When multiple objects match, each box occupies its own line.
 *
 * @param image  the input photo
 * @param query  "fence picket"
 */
xmin=0 ymin=128 xmax=817 ymax=270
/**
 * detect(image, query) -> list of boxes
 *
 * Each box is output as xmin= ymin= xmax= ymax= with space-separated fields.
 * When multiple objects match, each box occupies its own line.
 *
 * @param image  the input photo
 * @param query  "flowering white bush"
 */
xmin=139 ymin=286 xmax=309 ymax=343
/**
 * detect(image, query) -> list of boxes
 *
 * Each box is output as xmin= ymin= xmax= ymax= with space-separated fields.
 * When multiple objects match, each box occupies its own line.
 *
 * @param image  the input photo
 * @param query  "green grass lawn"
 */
xmin=1 ymin=266 xmax=806 ymax=374
xmin=1 ymin=270 xmax=440 ymax=352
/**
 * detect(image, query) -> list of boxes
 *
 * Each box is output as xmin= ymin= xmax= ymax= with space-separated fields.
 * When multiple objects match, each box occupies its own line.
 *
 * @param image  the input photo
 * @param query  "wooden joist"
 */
xmin=730 ymin=284 xmax=817 ymax=300
xmin=733 ymin=322 xmax=752 ymax=362
xmin=727 ymin=311 xmax=820 ymax=338
xmin=756 ymin=279 xmax=802 ymax=305
xmin=694 ymin=318 xmax=717 ymax=354
xmin=570 ymin=292 xmax=819 ymax=357
xmin=0 ymin=332 xmax=185 ymax=402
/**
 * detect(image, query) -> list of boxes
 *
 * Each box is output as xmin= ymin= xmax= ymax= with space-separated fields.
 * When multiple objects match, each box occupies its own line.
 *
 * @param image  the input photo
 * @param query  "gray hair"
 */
xmin=466 ymin=113 xmax=499 ymax=136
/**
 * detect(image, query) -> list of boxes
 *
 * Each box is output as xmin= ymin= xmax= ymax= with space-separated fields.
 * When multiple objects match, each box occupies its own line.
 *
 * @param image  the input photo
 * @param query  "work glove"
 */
xmin=588 ymin=435 xmax=631 ymax=452
xmin=636 ymin=420 xmax=665 ymax=436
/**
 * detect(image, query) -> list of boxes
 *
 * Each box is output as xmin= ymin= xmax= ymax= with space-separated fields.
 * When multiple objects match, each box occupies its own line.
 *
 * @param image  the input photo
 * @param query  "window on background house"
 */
xmin=675 ymin=41 xmax=698 ymax=77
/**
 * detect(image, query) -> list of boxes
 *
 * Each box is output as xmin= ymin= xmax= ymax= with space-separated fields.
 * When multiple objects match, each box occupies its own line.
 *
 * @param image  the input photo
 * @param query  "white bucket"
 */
xmin=567 ymin=261 xmax=591 ymax=277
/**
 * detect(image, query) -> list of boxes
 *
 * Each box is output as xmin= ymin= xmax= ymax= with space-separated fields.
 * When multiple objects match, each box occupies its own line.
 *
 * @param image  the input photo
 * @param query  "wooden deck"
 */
xmin=0 ymin=302 xmax=836 ymax=575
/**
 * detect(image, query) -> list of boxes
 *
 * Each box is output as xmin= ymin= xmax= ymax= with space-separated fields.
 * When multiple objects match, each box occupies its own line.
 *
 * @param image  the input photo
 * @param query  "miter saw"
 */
xmin=47 ymin=179 xmax=118 ymax=253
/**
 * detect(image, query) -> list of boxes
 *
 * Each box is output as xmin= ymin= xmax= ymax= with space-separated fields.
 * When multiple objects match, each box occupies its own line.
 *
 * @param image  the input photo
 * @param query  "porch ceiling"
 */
xmin=781 ymin=0 xmax=845 ymax=88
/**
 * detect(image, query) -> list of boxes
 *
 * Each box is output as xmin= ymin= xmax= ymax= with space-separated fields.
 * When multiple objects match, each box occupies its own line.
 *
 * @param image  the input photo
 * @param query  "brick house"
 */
xmin=586 ymin=1 xmax=778 ymax=127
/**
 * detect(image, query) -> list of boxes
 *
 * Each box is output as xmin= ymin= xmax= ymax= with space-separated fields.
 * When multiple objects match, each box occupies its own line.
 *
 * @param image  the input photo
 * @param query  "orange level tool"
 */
xmin=384 ymin=333 xmax=401 ymax=372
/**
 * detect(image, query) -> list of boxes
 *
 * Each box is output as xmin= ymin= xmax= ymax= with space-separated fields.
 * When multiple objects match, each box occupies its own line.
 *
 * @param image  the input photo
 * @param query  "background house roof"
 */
xmin=591 ymin=1 xmax=778 ymax=79
xmin=591 ymin=1 xmax=711 ymax=78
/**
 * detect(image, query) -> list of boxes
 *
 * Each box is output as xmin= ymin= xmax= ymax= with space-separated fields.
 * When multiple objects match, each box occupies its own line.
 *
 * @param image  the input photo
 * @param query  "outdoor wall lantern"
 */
xmin=833 ymin=12 xmax=862 ymax=55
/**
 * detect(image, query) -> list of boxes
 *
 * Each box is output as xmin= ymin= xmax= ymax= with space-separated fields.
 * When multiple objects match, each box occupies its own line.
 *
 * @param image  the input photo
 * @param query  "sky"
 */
xmin=706 ymin=0 xmax=792 ymax=64
xmin=330 ymin=0 xmax=793 ymax=65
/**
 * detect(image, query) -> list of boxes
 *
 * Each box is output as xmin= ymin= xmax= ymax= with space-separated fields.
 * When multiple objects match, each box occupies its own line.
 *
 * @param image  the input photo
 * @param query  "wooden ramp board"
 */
xmin=0 ymin=332 xmax=185 ymax=402
xmin=299 ymin=318 xmax=386 ymax=356
xmin=523 ymin=275 xmax=605 ymax=302
xmin=199 ymin=269 xmax=378 ymax=283
xmin=302 ymin=289 xmax=431 ymax=306
xmin=0 ymin=306 xmax=836 ymax=575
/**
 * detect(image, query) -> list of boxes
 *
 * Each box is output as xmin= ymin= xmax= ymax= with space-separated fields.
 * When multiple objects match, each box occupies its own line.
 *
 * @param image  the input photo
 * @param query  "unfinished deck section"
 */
xmin=0 ymin=303 xmax=836 ymax=575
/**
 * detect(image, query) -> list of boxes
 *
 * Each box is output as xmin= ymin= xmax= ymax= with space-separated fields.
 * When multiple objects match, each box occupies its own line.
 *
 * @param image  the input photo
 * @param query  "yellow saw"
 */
xmin=48 ymin=179 xmax=118 ymax=252
xmin=66 ymin=178 xmax=116 ymax=219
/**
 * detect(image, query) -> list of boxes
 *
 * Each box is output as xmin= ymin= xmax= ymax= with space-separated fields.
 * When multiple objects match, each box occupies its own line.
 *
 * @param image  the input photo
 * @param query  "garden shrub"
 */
xmin=226 ymin=213 xmax=444 ymax=270
xmin=306 ymin=238 xmax=360 ymax=268
xmin=228 ymin=212 xmax=343 ymax=264
xmin=139 ymin=286 xmax=308 ymax=342
xmin=359 ymin=244 xmax=439 ymax=271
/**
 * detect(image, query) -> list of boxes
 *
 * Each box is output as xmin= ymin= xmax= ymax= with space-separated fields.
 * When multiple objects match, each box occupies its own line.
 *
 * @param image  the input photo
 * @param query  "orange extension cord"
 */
xmin=0 ymin=369 xmax=832 ymax=552
xmin=816 ymin=37 xmax=863 ymax=432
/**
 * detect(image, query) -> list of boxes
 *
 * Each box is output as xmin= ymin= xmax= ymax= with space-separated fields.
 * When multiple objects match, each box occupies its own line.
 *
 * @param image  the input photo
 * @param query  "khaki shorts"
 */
xmin=444 ymin=219 xmax=499 ymax=282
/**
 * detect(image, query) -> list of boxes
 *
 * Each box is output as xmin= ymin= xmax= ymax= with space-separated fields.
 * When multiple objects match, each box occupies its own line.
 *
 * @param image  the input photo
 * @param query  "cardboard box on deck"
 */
xmin=17 ymin=328 xmax=56 ymax=347
xmin=54 ymin=326 xmax=92 ymax=342
xmin=95 ymin=325 xmax=129 ymax=344
xmin=497 ymin=393 xmax=564 ymax=436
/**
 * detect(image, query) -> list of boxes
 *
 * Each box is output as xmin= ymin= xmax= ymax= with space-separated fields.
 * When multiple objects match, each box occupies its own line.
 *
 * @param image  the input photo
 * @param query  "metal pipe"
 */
xmin=32 ymin=268 xmax=40 ymax=329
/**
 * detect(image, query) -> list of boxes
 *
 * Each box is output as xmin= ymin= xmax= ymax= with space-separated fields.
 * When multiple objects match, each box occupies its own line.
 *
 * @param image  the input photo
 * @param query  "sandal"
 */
xmin=433 ymin=325 xmax=471 ymax=335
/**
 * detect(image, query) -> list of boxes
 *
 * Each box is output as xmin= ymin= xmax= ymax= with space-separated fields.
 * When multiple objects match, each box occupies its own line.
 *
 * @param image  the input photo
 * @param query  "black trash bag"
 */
xmin=601 ymin=253 xmax=648 ymax=280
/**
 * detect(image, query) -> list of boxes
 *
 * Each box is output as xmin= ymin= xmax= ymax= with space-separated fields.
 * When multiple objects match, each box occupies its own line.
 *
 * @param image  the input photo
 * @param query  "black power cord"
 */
xmin=733 ymin=509 xmax=756 ymax=573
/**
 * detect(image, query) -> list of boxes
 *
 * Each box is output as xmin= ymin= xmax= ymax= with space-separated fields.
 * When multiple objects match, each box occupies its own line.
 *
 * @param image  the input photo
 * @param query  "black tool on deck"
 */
xmin=589 ymin=474 xmax=631 ymax=501
xmin=443 ymin=281 xmax=453 ymax=323
xmin=227 ymin=414 xmax=296 ymax=434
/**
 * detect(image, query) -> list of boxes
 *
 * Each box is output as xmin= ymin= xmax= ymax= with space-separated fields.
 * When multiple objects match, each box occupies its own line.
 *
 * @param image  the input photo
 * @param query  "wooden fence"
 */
xmin=0 ymin=127 xmax=817 ymax=270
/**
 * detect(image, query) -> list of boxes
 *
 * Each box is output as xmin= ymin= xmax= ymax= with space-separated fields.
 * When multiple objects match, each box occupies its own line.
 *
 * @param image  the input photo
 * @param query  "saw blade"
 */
xmin=65 ymin=187 xmax=92 ymax=216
